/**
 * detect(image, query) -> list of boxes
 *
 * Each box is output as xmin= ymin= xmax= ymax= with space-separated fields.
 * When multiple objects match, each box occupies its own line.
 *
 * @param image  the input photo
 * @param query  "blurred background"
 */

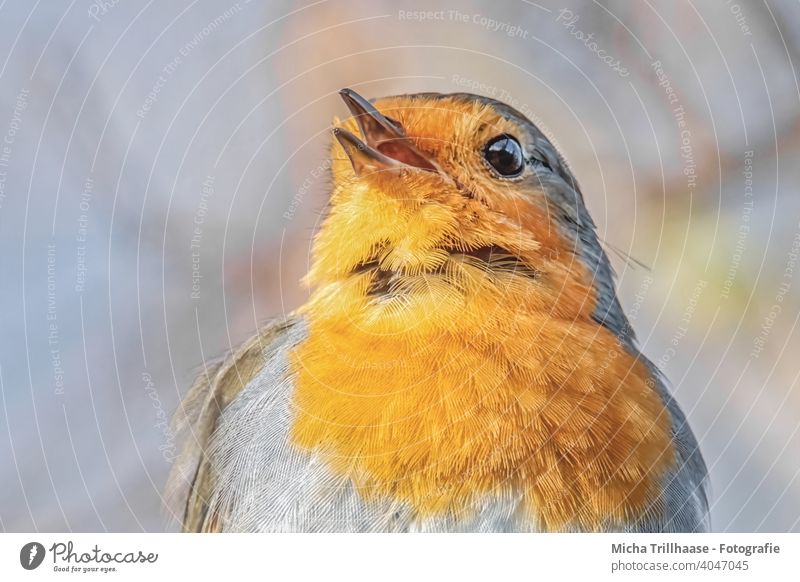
xmin=0 ymin=0 xmax=798 ymax=532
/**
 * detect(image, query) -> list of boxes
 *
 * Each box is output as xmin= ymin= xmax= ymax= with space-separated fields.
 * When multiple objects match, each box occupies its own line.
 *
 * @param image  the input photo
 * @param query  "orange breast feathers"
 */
xmin=288 ymin=94 xmax=675 ymax=531
xmin=290 ymin=284 xmax=674 ymax=531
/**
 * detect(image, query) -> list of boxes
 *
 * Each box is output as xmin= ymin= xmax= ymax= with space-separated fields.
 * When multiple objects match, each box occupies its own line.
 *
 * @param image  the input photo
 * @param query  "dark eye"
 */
xmin=483 ymin=134 xmax=525 ymax=177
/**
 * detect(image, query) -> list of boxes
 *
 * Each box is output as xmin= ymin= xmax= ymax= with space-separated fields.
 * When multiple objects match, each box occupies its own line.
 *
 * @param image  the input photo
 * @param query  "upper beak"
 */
xmin=334 ymin=88 xmax=438 ymax=176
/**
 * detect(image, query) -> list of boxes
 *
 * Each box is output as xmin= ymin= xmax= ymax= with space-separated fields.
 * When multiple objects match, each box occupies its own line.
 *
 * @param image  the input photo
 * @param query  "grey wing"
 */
xmin=192 ymin=318 xmax=414 ymax=532
xmin=169 ymin=316 xmax=414 ymax=532
xmin=630 ymin=369 xmax=710 ymax=533
xmin=166 ymin=317 xmax=299 ymax=532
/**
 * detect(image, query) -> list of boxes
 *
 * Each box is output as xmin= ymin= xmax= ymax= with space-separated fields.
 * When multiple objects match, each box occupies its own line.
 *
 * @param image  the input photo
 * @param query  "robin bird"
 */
xmin=170 ymin=88 xmax=709 ymax=532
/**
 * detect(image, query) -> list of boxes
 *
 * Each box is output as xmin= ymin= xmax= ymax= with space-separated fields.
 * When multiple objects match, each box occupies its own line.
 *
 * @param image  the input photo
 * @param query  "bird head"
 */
xmin=305 ymin=89 xmax=627 ymax=340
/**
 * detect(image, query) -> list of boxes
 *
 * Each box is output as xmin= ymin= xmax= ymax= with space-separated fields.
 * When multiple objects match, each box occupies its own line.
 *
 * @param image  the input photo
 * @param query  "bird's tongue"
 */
xmin=376 ymin=141 xmax=437 ymax=172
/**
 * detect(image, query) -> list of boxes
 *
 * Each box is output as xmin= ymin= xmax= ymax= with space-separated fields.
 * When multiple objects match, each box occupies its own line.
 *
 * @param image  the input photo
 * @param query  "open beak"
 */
xmin=334 ymin=88 xmax=438 ymax=176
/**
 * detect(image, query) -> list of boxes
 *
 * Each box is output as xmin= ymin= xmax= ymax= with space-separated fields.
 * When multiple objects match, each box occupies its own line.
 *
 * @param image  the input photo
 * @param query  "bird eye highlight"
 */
xmin=483 ymin=134 xmax=525 ymax=177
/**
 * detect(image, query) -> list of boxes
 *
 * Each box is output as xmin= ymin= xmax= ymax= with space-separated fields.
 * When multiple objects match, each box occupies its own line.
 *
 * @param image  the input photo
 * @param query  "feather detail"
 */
xmin=168 ymin=318 xmax=297 ymax=532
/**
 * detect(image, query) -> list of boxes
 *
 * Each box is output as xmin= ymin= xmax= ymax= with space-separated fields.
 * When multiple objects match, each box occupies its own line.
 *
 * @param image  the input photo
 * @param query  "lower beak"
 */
xmin=334 ymin=88 xmax=438 ymax=176
xmin=332 ymin=127 xmax=402 ymax=176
